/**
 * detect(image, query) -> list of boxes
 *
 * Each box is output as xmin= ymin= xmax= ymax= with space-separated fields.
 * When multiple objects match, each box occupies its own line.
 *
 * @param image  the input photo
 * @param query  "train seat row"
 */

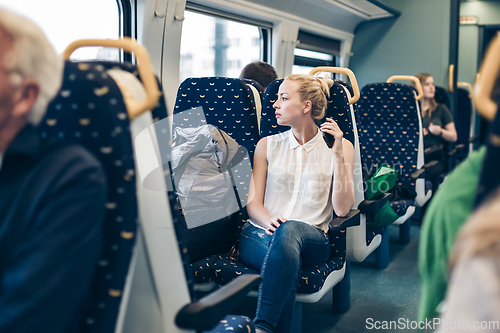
xmin=166 ymin=66 xmax=442 ymax=333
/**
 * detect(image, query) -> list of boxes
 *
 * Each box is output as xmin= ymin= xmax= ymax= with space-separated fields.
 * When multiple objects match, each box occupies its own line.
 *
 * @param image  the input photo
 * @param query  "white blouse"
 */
xmin=250 ymin=128 xmax=337 ymax=232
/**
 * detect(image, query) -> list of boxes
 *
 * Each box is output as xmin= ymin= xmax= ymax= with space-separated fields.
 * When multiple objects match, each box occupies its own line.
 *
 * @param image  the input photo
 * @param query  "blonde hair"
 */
xmin=284 ymin=74 xmax=333 ymax=120
xmin=415 ymin=73 xmax=438 ymax=118
xmin=0 ymin=8 xmax=63 ymax=126
xmin=449 ymin=189 xmax=500 ymax=270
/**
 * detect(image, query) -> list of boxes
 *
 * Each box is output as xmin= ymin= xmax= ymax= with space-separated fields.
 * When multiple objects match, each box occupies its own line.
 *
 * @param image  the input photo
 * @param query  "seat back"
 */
xmin=40 ymin=61 xmax=138 ymax=333
xmin=475 ymin=95 xmax=500 ymax=208
xmin=241 ymin=78 xmax=265 ymax=100
xmin=260 ymin=79 xmax=288 ymax=137
xmin=93 ymin=61 xmax=168 ymax=122
xmin=455 ymin=87 xmax=474 ymax=158
xmin=173 ymin=77 xmax=260 ymax=161
xmin=357 ymin=83 xmax=424 ymax=199
xmin=171 ymin=77 xmax=258 ymax=265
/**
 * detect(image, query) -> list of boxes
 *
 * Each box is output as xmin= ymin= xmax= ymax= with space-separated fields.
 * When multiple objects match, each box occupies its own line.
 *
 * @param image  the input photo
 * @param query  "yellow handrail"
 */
xmin=308 ymin=66 xmax=360 ymax=104
xmin=63 ymin=38 xmax=161 ymax=121
xmin=386 ymin=75 xmax=424 ymax=100
xmin=474 ymin=32 xmax=500 ymax=121
xmin=457 ymin=82 xmax=473 ymax=99
xmin=449 ymin=64 xmax=454 ymax=92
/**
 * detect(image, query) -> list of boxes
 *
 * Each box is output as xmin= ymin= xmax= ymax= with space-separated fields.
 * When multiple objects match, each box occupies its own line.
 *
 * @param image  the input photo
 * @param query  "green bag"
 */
xmin=368 ymin=202 xmax=400 ymax=228
xmin=365 ymin=166 xmax=399 ymax=228
xmin=365 ymin=166 xmax=398 ymax=200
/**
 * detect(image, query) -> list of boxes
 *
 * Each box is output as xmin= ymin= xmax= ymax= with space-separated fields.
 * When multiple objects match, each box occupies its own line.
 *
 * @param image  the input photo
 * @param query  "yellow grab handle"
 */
xmin=63 ymin=38 xmax=161 ymax=121
xmin=474 ymin=32 xmax=500 ymax=121
xmin=457 ymin=82 xmax=473 ymax=99
xmin=308 ymin=66 xmax=360 ymax=104
xmin=386 ymin=75 xmax=424 ymax=101
xmin=449 ymin=64 xmax=455 ymax=92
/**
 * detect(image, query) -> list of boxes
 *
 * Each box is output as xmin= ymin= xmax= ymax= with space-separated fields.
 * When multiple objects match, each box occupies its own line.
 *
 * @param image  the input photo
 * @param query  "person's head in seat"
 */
xmin=239 ymin=61 xmax=278 ymax=91
xmin=0 ymin=8 xmax=63 ymax=152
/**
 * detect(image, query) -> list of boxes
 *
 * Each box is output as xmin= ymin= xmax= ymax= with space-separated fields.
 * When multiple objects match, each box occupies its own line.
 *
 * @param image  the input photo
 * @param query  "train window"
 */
xmin=180 ymin=5 xmax=272 ymax=83
xmin=0 ymin=0 xmax=127 ymax=61
xmin=292 ymin=49 xmax=336 ymax=75
xmin=292 ymin=30 xmax=340 ymax=77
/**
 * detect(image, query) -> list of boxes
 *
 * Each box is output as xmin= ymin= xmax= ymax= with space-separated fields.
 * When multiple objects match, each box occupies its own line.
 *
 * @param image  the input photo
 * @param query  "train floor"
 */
xmin=232 ymin=222 xmax=424 ymax=333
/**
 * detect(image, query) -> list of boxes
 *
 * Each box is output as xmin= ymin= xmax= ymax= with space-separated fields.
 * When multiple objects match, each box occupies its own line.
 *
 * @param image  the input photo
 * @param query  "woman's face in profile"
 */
xmin=423 ymin=76 xmax=436 ymax=100
xmin=273 ymin=79 xmax=304 ymax=126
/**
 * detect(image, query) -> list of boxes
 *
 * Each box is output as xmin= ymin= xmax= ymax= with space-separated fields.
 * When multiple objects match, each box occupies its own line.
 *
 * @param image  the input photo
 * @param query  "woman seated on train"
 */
xmin=415 ymin=73 xmax=457 ymax=190
xmin=239 ymin=74 xmax=355 ymax=333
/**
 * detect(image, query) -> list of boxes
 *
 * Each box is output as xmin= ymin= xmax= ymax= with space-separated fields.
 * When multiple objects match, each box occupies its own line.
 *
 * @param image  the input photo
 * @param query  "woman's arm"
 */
xmin=320 ymin=118 xmax=355 ymax=217
xmin=246 ymin=138 xmax=286 ymax=235
xmin=428 ymin=122 xmax=457 ymax=142
xmin=331 ymin=139 xmax=355 ymax=217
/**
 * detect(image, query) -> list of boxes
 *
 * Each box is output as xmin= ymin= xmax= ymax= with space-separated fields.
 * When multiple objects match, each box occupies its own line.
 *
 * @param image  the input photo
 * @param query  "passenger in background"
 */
xmin=439 ymin=188 xmax=500 ymax=332
xmin=415 ymin=73 xmax=457 ymax=191
xmin=239 ymin=74 xmax=355 ymax=333
xmin=239 ymin=61 xmax=278 ymax=91
xmin=0 ymin=8 xmax=107 ymax=333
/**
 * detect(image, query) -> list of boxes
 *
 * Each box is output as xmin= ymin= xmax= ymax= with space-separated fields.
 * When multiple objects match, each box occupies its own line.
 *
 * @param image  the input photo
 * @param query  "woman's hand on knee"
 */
xmin=266 ymin=215 xmax=287 ymax=236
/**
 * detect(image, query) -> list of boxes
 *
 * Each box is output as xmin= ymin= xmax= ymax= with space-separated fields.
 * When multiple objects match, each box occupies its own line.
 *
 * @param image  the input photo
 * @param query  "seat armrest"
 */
xmin=411 ymin=168 xmax=425 ymax=179
xmin=448 ymin=144 xmax=465 ymax=156
xmin=358 ymin=193 xmax=391 ymax=214
xmin=329 ymin=209 xmax=360 ymax=231
xmin=411 ymin=160 xmax=440 ymax=179
xmin=425 ymin=144 xmax=443 ymax=159
xmin=176 ymin=274 xmax=262 ymax=331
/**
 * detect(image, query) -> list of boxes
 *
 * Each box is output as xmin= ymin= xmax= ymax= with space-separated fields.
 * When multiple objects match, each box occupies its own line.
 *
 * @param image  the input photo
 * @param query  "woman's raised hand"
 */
xmin=320 ymin=118 xmax=344 ymax=152
xmin=428 ymin=123 xmax=443 ymax=136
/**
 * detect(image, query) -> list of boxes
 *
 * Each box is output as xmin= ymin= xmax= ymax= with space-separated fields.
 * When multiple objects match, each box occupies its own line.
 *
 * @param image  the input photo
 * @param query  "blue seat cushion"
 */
xmin=204 ymin=315 xmax=255 ymax=333
xmin=191 ymin=254 xmax=222 ymax=284
xmin=211 ymin=254 xmax=344 ymax=294
xmin=425 ymin=180 xmax=433 ymax=194
xmin=366 ymin=227 xmax=383 ymax=246
xmin=389 ymin=199 xmax=414 ymax=216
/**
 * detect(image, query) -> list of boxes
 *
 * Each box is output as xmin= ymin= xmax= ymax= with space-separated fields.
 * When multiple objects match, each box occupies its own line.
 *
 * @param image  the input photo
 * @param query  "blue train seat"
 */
xmin=171 ymin=77 xmax=260 ymax=291
xmin=330 ymin=80 xmax=390 ymax=269
xmin=434 ymin=85 xmax=475 ymax=171
xmin=260 ymin=79 xmax=288 ymax=137
xmin=39 ymin=58 xmax=141 ymax=332
xmin=357 ymin=79 xmax=431 ymax=245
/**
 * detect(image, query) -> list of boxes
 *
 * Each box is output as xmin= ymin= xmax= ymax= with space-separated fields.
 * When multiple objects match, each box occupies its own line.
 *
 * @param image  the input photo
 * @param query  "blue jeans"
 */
xmin=239 ymin=221 xmax=331 ymax=333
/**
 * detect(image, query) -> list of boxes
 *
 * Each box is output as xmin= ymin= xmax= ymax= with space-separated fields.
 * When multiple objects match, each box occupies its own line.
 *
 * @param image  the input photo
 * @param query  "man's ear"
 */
xmin=303 ymin=100 xmax=312 ymax=114
xmin=11 ymin=79 xmax=40 ymax=118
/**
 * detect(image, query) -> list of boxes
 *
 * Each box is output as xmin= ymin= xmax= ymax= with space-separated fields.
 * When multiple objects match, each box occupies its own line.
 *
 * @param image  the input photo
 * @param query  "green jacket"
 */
xmin=418 ymin=146 xmax=486 ymax=321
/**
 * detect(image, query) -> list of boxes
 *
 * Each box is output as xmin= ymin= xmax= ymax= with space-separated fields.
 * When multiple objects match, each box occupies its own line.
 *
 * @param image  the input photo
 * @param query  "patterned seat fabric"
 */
xmin=170 ymin=187 xmax=255 ymax=333
xmin=40 ymin=61 xmax=138 ymax=333
xmin=241 ymin=78 xmax=265 ymax=101
xmin=260 ymin=79 xmax=289 ymax=137
xmin=173 ymin=77 xmax=260 ymax=161
xmin=331 ymin=80 xmax=385 ymax=248
xmin=85 ymin=61 xmax=168 ymax=122
xmin=212 ymin=228 xmax=346 ymax=294
xmin=357 ymin=83 xmax=419 ymax=216
xmin=172 ymin=78 xmax=259 ymax=281
xmin=204 ymin=316 xmax=255 ymax=333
